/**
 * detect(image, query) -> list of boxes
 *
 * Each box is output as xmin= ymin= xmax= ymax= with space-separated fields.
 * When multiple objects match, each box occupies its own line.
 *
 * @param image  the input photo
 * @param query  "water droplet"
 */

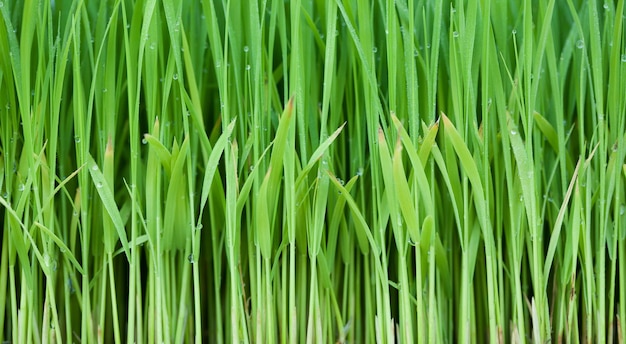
xmin=44 ymin=254 xmax=51 ymax=268
xmin=453 ymin=31 xmax=459 ymax=38
xmin=451 ymin=6 xmax=456 ymax=13
xmin=334 ymin=29 xmax=339 ymax=36
xmin=245 ymin=64 xmax=251 ymax=71
xmin=92 ymin=164 xmax=99 ymax=171
xmin=249 ymin=164 xmax=254 ymax=172
xmin=356 ymin=167 xmax=364 ymax=176
xmin=512 ymin=29 xmax=517 ymax=35
xmin=96 ymin=182 xmax=103 ymax=188
xmin=142 ymin=138 xmax=147 ymax=144
xmin=74 ymin=136 xmax=81 ymax=143
xmin=173 ymin=73 xmax=179 ymax=80
xmin=519 ymin=194 xmax=524 ymax=202
xmin=150 ymin=43 xmax=155 ymax=50
xmin=576 ymin=40 xmax=584 ymax=49
xmin=510 ymin=129 xmax=517 ymax=135
xmin=73 ymin=210 xmax=79 ymax=217
xmin=188 ymin=254 xmax=194 ymax=264
xmin=604 ymin=3 xmax=609 ymax=10
xmin=2 ymin=192 xmax=9 ymax=199
xmin=185 ymin=111 xmax=191 ymax=117
xmin=620 ymin=204 xmax=625 ymax=216
xmin=372 ymin=47 xmax=378 ymax=53
xmin=243 ymin=45 xmax=249 ymax=53
xmin=621 ymin=54 xmax=626 ymax=62
xmin=0 ymin=2 xmax=4 ymax=8
xmin=18 ymin=184 xmax=25 ymax=191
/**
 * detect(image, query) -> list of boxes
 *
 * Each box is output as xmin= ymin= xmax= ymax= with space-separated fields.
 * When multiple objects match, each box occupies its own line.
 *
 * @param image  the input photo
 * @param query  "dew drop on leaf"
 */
xmin=576 ymin=40 xmax=584 ymax=49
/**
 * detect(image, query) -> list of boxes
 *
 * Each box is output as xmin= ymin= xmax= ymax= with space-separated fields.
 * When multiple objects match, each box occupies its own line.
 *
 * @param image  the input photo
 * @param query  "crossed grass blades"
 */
xmin=1 ymin=0 xmax=625 ymax=343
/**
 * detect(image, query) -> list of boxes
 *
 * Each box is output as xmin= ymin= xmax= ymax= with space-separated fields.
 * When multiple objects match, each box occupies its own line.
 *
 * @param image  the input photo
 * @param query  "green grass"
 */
xmin=1 ymin=0 xmax=625 ymax=343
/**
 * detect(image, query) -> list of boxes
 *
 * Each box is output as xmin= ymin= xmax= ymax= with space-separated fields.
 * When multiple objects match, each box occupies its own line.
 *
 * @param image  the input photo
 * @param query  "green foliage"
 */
xmin=0 ymin=0 xmax=625 ymax=343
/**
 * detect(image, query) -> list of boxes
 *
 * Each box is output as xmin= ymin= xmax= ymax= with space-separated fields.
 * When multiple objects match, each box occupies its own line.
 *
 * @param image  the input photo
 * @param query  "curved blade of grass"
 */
xmin=295 ymin=122 xmax=346 ymax=188
xmin=33 ymin=222 xmax=83 ymax=274
xmin=143 ymin=133 xmax=172 ymax=174
xmin=430 ymin=144 xmax=463 ymax=242
xmin=377 ymin=127 xmax=402 ymax=248
xmin=392 ymin=138 xmax=419 ymax=244
xmin=543 ymin=158 xmax=581 ymax=282
xmin=392 ymin=115 xmax=435 ymax=218
xmin=418 ymin=119 xmax=440 ymax=166
xmin=236 ymin=143 xmax=272 ymax=215
xmin=86 ymin=153 xmax=130 ymax=262
xmin=163 ymin=136 xmax=190 ymax=251
xmin=441 ymin=113 xmax=490 ymax=231
xmin=327 ymin=171 xmax=376 ymax=256
xmin=533 ymin=112 xmax=559 ymax=154
xmin=198 ymin=118 xmax=236 ymax=221
xmin=266 ymin=96 xmax=294 ymax=211
xmin=326 ymin=175 xmax=358 ymax=266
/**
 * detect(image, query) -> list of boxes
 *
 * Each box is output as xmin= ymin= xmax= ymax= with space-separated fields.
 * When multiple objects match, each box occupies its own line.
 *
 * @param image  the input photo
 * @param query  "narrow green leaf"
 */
xmin=328 ymin=171 xmax=376 ymax=256
xmin=33 ymin=222 xmax=84 ymax=274
xmin=86 ymin=153 xmax=130 ymax=261
xmin=198 ymin=119 xmax=236 ymax=220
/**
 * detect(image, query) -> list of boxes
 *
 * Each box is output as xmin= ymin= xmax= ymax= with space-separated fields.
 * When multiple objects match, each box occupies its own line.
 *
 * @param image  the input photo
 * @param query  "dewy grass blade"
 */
xmin=328 ymin=171 xmax=375 ymax=256
xmin=1 ymin=1 xmax=625 ymax=342
xmin=198 ymin=119 xmax=236 ymax=220
xmin=86 ymin=153 xmax=130 ymax=262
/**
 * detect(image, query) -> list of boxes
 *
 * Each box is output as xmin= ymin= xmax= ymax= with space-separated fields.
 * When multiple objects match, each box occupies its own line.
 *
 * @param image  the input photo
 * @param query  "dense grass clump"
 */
xmin=1 ymin=0 xmax=625 ymax=343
